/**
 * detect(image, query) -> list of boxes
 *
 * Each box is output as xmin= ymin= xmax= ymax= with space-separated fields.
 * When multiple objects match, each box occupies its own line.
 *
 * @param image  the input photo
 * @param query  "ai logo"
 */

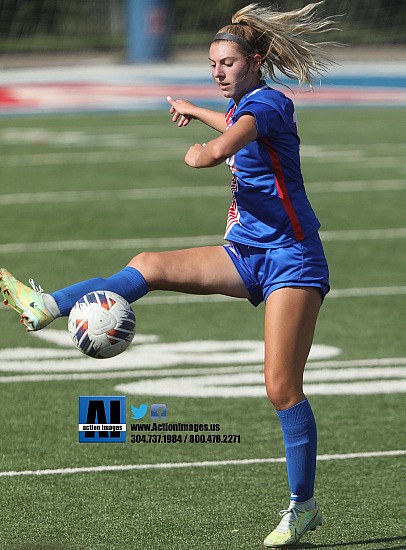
xmin=78 ymin=396 xmax=126 ymax=443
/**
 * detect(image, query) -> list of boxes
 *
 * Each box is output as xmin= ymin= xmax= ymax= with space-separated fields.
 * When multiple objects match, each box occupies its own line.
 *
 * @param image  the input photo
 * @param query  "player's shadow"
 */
xmin=300 ymin=534 xmax=406 ymax=549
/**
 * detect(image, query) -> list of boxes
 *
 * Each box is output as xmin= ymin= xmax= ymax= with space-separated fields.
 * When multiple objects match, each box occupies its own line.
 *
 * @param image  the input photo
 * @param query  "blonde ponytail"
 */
xmin=214 ymin=2 xmax=339 ymax=87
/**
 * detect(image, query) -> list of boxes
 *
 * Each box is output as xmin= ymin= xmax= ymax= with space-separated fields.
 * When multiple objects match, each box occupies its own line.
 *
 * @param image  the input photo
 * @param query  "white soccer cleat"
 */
xmin=264 ymin=504 xmax=322 ymax=548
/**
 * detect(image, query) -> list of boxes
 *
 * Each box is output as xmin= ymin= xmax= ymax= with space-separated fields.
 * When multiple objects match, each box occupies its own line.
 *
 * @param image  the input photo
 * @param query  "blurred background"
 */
xmin=0 ymin=0 xmax=405 ymax=67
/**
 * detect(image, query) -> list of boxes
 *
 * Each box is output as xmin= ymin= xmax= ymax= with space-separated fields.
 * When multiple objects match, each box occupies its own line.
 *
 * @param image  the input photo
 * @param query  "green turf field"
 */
xmin=0 ymin=108 xmax=405 ymax=550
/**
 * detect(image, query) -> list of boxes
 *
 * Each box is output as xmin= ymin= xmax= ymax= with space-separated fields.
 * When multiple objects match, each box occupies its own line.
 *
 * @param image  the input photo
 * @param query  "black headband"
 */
xmin=212 ymin=32 xmax=255 ymax=54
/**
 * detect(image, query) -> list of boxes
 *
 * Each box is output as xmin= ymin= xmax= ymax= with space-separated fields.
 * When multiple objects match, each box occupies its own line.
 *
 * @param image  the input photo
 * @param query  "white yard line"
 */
xmin=329 ymin=286 xmax=406 ymax=298
xmin=0 ymin=450 xmax=404 ymax=478
xmin=0 ymin=235 xmax=223 ymax=254
xmin=0 ymin=149 xmax=184 ymax=166
xmin=0 ymin=186 xmax=228 ymax=206
xmin=0 ymin=180 xmax=404 ymax=206
xmin=0 ymin=285 xmax=405 ymax=316
xmin=136 ymin=286 xmax=406 ymax=305
xmin=0 ymin=147 xmax=404 ymax=168
xmin=321 ymin=228 xmax=406 ymax=241
xmin=0 ymin=228 xmax=405 ymax=255
xmin=0 ymin=357 xmax=405 ymax=383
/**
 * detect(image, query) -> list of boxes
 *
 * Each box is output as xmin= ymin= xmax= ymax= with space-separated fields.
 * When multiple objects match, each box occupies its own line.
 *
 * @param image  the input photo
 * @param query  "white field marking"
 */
xmin=1 ymin=369 xmax=406 ymax=397
xmin=0 ymin=369 xmax=267 ymax=384
xmin=0 ymin=331 xmax=340 ymax=372
xmin=329 ymin=286 xmax=406 ymax=298
xmin=0 ymin=141 xmax=404 ymax=166
xmin=2 ymin=358 xmax=400 ymax=376
xmin=304 ymin=357 xmax=406 ymax=370
xmin=0 ymin=286 xmax=405 ymax=317
xmin=0 ymin=186 xmax=229 ymax=206
xmin=0 ymin=228 xmax=405 ymax=255
xmin=0 ymin=180 xmax=405 ymax=207
xmin=115 ymin=375 xmax=406 ymax=398
xmin=2 ymin=129 xmax=405 ymax=154
xmin=0 ymin=235 xmax=223 ymax=254
xmin=0 ymin=450 xmax=405 ymax=478
xmin=306 ymin=179 xmax=406 ymax=193
xmin=321 ymin=227 xmax=406 ymax=241
xmin=5 ymin=150 xmax=363 ymax=167
xmin=0 ymin=125 xmax=179 ymax=140
xmin=0 ymin=151 xmax=402 ymax=168
xmin=1 ymin=325 xmax=405 ymax=396
xmin=0 ymin=355 xmax=404 ymax=376
xmin=0 ymin=128 xmax=139 ymax=148
xmin=135 ymin=286 xmax=406 ymax=305
xmin=304 ymin=154 xmax=404 ymax=167
xmin=4 ymin=131 xmax=404 ymax=157
xmin=304 ymin=143 xmax=406 ymax=155
xmin=0 ymin=148 xmax=187 ymax=166
xmin=300 ymin=147 xmax=365 ymax=160
xmin=0 ymin=326 xmax=405 ymax=395
xmin=1 ymin=330 xmax=403 ymax=371
xmin=0 ymin=286 xmax=404 ymax=319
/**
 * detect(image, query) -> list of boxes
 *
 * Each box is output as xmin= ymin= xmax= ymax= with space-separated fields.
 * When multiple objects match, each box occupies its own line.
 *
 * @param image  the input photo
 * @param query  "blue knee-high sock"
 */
xmin=51 ymin=266 xmax=148 ymax=317
xmin=276 ymin=399 xmax=317 ymax=503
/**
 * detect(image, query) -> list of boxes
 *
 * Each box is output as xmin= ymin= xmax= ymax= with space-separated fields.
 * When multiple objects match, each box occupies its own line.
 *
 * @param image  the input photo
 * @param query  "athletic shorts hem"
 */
xmin=263 ymin=282 xmax=330 ymax=303
xmin=223 ymin=235 xmax=330 ymax=307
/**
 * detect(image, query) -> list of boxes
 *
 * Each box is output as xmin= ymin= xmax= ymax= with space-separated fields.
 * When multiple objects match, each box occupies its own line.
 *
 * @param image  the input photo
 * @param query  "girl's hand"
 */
xmin=184 ymin=143 xmax=205 ymax=167
xmin=167 ymin=96 xmax=195 ymax=127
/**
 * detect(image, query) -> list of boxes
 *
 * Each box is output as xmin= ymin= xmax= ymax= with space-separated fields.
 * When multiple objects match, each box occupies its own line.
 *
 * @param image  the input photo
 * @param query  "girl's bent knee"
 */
xmin=265 ymin=383 xmax=305 ymax=411
xmin=128 ymin=252 xmax=151 ymax=271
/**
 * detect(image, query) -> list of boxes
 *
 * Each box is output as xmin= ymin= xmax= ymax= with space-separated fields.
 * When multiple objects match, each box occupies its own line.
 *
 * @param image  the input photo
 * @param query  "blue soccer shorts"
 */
xmin=223 ymin=232 xmax=330 ymax=306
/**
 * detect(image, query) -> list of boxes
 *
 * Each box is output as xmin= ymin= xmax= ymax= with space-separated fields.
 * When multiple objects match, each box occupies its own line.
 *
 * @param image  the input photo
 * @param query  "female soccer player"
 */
xmin=1 ymin=2 xmax=337 ymax=547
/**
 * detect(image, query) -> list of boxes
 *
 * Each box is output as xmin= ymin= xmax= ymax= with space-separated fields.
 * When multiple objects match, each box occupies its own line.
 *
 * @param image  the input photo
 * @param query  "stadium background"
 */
xmin=0 ymin=0 xmax=405 ymax=58
xmin=0 ymin=1 xmax=405 ymax=550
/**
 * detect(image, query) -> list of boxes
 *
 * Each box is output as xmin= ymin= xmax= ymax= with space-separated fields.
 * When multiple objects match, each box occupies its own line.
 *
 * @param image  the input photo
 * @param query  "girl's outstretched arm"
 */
xmin=167 ymin=96 xmax=227 ymax=133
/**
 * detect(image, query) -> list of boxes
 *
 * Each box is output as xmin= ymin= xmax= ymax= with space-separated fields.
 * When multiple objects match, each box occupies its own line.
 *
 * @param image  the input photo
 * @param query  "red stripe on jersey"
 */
xmin=225 ymin=198 xmax=240 ymax=236
xmin=225 ymin=105 xmax=236 ymax=128
xmin=225 ymin=174 xmax=240 ymax=236
xmin=262 ymin=137 xmax=305 ymax=241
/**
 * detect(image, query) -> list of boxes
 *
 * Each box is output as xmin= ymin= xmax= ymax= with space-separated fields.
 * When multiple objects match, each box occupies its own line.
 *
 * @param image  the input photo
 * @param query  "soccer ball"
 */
xmin=68 ymin=290 xmax=136 ymax=359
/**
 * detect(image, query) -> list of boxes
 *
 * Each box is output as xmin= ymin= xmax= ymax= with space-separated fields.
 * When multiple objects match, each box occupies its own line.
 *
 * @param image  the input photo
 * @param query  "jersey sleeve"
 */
xmin=236 ymin=101 xmax=284 ymax=138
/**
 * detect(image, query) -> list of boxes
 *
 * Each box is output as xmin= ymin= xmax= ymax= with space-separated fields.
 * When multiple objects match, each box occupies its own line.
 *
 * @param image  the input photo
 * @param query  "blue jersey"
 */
xmin=224 ymin=82 xmax=320 ymax=248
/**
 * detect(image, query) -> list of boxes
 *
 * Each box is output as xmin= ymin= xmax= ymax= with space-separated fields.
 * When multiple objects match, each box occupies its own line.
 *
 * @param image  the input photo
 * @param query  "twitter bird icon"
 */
xmin=130 ymin=404 xmax=148 ymax=420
